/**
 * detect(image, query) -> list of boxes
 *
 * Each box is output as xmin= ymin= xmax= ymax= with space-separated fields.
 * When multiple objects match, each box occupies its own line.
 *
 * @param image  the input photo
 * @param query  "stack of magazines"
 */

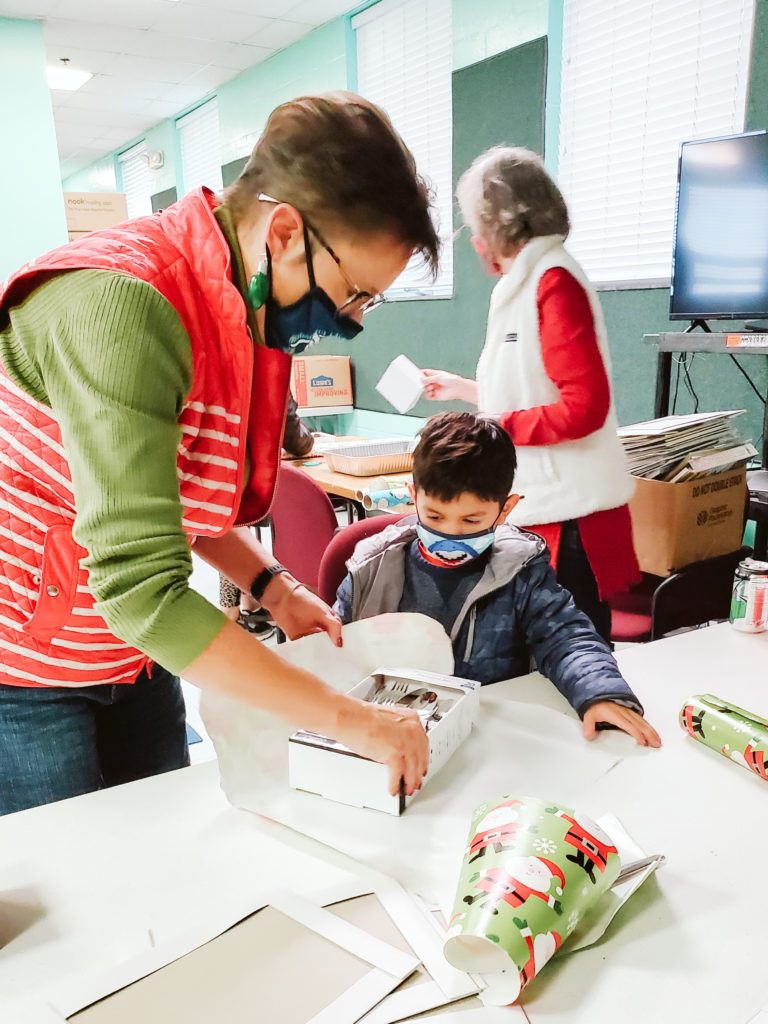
xmin=617 ymin=410 xmax=757 ymax=482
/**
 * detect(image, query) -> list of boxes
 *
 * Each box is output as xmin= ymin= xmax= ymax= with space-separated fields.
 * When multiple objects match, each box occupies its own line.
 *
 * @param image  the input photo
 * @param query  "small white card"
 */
xmin=375 ymin=355 xmax=424 ymax=414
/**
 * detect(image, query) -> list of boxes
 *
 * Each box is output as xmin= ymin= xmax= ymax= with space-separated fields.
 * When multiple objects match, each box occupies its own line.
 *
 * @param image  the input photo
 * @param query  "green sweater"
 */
xmin=0 ymin=233 xmax=255 ymax=674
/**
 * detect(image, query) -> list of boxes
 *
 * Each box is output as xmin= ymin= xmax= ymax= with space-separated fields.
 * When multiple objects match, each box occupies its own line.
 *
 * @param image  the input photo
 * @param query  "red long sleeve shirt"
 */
xmin=498 ymin=267 xmax=638 ymax=598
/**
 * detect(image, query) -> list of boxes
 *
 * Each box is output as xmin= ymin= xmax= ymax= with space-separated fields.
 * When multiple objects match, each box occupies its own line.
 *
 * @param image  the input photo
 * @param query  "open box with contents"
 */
xmin=288 ymin=667 xmax=479 ymax=815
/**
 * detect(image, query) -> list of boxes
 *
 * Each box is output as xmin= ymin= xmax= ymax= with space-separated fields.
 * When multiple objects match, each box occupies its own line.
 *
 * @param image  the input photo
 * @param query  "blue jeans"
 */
xmin=0 ymin=665 xmax=190 ymax=815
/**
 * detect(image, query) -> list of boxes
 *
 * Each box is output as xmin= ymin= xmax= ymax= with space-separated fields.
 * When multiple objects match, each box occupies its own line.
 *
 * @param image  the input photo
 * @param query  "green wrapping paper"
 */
xmin=679 ymin=694 xmax=768 ymax=781
xmin=444 ymin=795 xmax=621 ymax=1006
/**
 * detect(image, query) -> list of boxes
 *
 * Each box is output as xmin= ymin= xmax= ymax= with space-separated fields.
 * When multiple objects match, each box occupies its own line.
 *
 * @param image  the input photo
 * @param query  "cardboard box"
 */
xmin=290 ymin=355 xmax=352 ymax=409
xmin=628 ymin=466 xmax=747 ymax=576
xmin=63 ymin=191 xmax=128 ymax=235
xmin=288 ymin=667 xmax=479 ymax=815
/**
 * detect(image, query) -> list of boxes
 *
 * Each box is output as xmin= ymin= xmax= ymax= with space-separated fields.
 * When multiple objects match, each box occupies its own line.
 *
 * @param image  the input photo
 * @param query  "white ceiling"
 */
xmin=0 ymin=0 xmax=361 ymax=179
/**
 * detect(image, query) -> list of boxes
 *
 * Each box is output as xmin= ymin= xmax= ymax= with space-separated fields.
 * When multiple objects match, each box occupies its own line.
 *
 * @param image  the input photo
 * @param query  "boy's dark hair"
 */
xmin=412 ymin=412 xmax=517 ymax=505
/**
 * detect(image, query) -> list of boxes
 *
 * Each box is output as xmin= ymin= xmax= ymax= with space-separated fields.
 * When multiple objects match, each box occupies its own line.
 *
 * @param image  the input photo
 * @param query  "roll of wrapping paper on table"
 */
xmin=679 ymin=694 xmax=768 ymax=780
xmin=354 ymin=477 xmax=411 ymax=501
xmin=361 ymin=488 xmax=412 ymax=511
xmin=443 ymin=795 xmax=621 ymax=1006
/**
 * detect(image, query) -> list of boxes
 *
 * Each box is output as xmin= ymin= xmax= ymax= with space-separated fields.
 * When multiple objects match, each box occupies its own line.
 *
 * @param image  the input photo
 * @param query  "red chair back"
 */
xmin=270 ymin=464 xmax=339 ymax=591
xmin=318 ymin=513 xmax=409 ymax=606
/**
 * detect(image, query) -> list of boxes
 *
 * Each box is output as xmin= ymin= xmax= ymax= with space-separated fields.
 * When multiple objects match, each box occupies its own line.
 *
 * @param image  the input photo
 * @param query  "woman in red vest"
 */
xmin=0 ymin=93 xmax=436 ymax=813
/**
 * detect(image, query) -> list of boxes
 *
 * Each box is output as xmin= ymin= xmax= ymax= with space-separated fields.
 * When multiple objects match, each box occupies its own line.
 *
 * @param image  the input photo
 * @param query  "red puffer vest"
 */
xmin=0 ymin=189 xmax=290 ymax=687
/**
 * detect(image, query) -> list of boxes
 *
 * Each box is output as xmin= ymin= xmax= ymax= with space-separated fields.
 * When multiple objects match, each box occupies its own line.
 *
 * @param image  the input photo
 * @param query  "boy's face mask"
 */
xmin=250 ymin=226 xmax=363 ymax=354
xmin=415 ymin=520 xmax=496 ymax=567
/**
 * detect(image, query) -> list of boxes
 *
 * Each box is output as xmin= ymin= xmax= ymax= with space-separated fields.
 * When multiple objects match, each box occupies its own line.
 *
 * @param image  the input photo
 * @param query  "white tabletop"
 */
xmin=2 ymin=623 xmax=768 ymax=1022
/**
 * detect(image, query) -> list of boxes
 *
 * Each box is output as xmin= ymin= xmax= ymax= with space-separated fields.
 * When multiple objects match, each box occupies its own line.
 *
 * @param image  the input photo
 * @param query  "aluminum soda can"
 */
xmin=730 ymin=558 xmax=768 ymax=632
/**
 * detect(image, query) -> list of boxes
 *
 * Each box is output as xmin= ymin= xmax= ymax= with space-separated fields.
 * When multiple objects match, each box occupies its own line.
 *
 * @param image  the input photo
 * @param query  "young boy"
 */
xmin=334 ymin=412 xmax=660 ymax=747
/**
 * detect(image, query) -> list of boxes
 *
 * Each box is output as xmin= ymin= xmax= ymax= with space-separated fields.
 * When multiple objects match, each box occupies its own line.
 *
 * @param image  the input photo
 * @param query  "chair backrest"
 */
xmin=270 ymin=463 xmax=339 ymax=591
xmin=650 ymin=545 xmax=751 ymax=640
xmin=318 ymin=513 xmax=409 ymax=607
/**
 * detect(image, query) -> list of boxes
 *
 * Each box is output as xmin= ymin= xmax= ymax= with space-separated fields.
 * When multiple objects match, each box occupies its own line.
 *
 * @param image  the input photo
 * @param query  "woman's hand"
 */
xmin=338 ymin=699 xmax=430 ymax=796
xmin=582 ymin=702 xmax=662 ymax=747
xmin=421 ymin=368 xmax=478 ymax=405
xmin=261 ymin=575 xmax=342 ymax=647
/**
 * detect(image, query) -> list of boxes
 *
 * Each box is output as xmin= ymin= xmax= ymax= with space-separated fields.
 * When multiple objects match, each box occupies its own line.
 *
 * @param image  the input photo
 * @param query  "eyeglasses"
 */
xmin=258 ymin=193 xmax=386 ymax=316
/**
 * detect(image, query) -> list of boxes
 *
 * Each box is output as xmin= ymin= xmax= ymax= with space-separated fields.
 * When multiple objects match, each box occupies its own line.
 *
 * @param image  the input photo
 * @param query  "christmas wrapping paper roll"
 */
xmin=361 ymin=488 xmax=412 ymax=511
xmin=354 ymin=477 xmax=411 ymax=501
xmin=679 ymin=694 xmax=768 ymax=781
xmin=444 ymin=795 xmax=621 ymax=1006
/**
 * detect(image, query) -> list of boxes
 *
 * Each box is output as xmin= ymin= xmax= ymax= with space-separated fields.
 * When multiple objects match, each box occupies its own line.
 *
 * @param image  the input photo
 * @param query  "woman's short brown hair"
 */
xmin=224 ymin=91 xmax=439 ymax=275
xmin=456 ymin=145 xmax=570 ymax=255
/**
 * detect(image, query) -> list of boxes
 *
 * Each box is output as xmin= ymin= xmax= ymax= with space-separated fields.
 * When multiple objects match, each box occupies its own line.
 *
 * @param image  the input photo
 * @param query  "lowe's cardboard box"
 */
xmin=628 ymin=466 xmax=747 ymax=576
xmin=290 ymin=355 xmax=352 ymax=409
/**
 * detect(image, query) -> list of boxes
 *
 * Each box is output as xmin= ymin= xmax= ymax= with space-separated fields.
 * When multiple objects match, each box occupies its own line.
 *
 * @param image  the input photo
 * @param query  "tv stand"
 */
xmin=646 ymin=330 xmax=768 ymax=557
xmin=682 ymin=319 xmax=712 ymax=333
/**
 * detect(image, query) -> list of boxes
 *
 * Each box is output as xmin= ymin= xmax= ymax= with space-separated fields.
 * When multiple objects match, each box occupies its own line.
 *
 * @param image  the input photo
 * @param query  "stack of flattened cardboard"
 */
xmin=617 ymin=411 xmax=754 ymax=575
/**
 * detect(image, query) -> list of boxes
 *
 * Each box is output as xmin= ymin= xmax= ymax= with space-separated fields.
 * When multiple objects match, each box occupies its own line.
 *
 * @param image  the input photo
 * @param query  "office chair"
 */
xmin=318 ymin=513 xmax=409 ymax=607
xmin=269 ymin=463 xmax=340 ymax=593
xmin=610 ymin=546 xmax=751 ymax=643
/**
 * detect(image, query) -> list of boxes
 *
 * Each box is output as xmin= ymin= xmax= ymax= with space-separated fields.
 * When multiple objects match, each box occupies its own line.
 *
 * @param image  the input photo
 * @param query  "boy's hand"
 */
xmin=582 ymin=703 xmax=662 ymax=747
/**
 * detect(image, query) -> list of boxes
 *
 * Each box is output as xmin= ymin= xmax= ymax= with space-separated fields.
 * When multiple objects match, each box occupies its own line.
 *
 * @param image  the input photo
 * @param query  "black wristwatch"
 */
xmin=249 ymin=562 xmax=289 ymax=604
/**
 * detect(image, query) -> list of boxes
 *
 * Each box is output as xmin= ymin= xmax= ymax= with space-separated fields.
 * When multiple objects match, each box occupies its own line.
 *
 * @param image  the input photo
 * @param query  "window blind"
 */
xmin=177 ymin=98 xmax=224 ymax=196
xmin=558 ymin=0 xmax=755 ymax=285
xmin=117 ymin=141 xmax=152 ymax=219
xmin=353 ymin=0 xmax=453 ymax=298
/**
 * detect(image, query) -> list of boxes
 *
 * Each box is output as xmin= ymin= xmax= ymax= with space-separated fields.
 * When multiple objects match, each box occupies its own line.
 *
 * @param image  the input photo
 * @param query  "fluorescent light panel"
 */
xmin=46 ymin=65 xmax=92 ymax=91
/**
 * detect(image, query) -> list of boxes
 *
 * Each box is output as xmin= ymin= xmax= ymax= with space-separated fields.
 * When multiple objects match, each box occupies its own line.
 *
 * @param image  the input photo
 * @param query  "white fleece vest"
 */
xmin=476 ymin=235 xmax=634 ymax=527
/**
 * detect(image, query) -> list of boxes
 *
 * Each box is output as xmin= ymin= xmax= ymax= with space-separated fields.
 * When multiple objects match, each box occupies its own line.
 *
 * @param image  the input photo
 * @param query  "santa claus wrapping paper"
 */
xmin=444 ymin=795 xmax=622 ymax=1006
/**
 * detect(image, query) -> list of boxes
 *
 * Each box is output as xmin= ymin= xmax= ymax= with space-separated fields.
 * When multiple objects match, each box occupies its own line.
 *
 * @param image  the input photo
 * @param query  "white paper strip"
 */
xmin=309 ymin=968 xmax=403 ymax=1024
xmin=269 ymin=888 xmax=419 ymax=980
xmin=374 ymin=878 xmax=479 ymax=1000
xmin=357 ymin=979 xmax=462 ymax=1024
xmin=418 ymin=1006 xmax=527 ymax=1022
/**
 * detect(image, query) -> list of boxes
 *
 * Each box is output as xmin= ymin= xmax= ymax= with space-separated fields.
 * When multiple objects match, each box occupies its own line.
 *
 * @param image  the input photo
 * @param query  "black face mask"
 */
xmin=259 ymin=227 xmax=363 ymax=354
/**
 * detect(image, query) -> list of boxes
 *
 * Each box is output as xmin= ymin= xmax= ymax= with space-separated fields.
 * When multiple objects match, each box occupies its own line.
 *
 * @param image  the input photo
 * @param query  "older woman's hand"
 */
xmin=261 ymin=576 xmax=343 ymax=647
xmin=421 ymin=368 xmax=478 ymax=405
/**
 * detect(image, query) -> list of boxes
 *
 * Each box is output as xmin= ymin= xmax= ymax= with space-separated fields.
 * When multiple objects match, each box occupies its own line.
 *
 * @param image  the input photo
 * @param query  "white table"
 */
xmin=2 ymin=624 xmax=768 ymax=1022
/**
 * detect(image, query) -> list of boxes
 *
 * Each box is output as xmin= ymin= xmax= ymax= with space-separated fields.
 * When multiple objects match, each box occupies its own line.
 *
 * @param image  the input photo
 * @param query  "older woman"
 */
xmin=423 ymin=146 xmax=638 ymax=641
xmin=0 ymin=92 xmax=434 ymax=813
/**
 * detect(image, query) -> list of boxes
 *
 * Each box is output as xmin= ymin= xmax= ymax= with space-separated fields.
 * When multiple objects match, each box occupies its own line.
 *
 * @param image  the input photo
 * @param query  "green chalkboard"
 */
xmin=310 ymin=36 xmax=547 ymax=416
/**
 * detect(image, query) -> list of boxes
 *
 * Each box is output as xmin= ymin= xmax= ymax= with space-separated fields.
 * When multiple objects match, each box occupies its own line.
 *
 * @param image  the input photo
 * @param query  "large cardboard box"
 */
xmin=628 ymin=467 xmax=747 ymax=576
xmin=63 ymin=191 xmax=128 ymax=239
xmin=290 ymin=354 xmax=352 ymax=409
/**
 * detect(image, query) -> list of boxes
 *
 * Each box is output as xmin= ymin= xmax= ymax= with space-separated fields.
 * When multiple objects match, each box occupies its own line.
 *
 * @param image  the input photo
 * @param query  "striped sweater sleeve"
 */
xmin=0 ymin=269 xmax=227 ymax=674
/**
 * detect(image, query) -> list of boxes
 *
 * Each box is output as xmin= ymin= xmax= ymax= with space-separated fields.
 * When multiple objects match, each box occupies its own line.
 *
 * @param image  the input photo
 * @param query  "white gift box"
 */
xmin=288 ymin=667 xmax=479 ymax=815
xmin=375 ymin=354 xmax=425 ymax=414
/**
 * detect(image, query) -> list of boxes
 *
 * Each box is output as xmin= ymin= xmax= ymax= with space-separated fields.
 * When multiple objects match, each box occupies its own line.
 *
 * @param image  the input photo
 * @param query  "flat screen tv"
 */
xmin=669 ymin=130 xmax=768 ymax=322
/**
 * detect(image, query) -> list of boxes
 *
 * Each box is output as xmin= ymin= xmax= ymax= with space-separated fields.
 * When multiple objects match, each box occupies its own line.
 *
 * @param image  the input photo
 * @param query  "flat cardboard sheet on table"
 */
xmin=66 ymin=893 xmax=416 ymax=1024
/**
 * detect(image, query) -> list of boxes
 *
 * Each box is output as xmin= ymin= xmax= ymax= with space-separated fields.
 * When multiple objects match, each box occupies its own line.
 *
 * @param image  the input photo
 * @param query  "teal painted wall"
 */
xmin=218 ymin=20 xmax=348 ymax=167
xmin=62 ymin=153 xmax=116 ymax=193
xmin=0 ymin=18 xmax=67 ymax=279
xmin=452 ymin=0 xmax=547 ymax=70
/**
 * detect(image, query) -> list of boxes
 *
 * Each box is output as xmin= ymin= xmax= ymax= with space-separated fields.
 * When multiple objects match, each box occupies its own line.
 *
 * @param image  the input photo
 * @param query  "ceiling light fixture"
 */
xmin=46 ymin=57 xmax=92 ymax=91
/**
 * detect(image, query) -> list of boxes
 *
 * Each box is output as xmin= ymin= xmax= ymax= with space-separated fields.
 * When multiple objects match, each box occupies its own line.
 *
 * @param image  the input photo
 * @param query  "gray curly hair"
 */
xmin=456 ymin=145 xmax=570 ymax=254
